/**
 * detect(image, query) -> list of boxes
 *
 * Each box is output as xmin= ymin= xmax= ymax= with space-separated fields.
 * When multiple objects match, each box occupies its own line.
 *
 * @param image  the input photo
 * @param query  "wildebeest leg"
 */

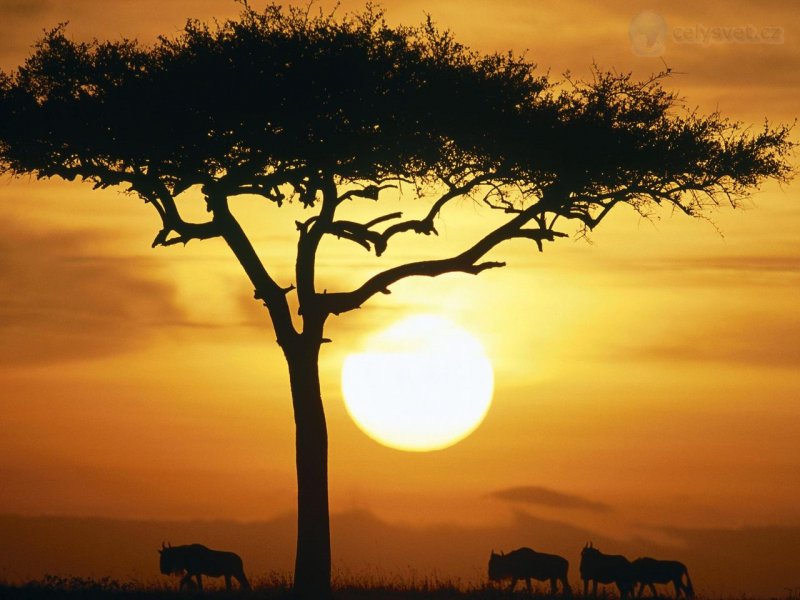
xmin=550 ymin=578 xmax=558 ymax=594
xmin=225 ymin=575 xmax=232 ymax=591
xmin=195 ymin=574 xmax=203 ymax=591
xmin=179 ymin=573 xmax=192 ymax=590
xmin=583 ymin=579 xmax=589 ymax=596
xmin=620 ymin=581 xmax=635 ymax=600
xmin=526 ymin=577 xmax=533 ymax=593
xmin=592 ymin=580 xmax=598 ymax=597
xmin=508 ymin=577 xmax=518 ymax=592
xmin=649 ymin=583 xmax=657 ymax=597
xmin=562 ymin=577 xmax=572 ymax=597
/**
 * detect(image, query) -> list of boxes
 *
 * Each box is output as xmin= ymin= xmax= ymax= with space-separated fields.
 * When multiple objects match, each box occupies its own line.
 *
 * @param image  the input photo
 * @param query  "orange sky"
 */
xmin=0 ymin=1 xmax=798 ymax=595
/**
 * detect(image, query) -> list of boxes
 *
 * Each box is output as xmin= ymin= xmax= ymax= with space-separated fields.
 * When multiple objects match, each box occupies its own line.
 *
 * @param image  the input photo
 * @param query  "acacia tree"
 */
xmin=0 ymin=5 xmax=792 ymax=598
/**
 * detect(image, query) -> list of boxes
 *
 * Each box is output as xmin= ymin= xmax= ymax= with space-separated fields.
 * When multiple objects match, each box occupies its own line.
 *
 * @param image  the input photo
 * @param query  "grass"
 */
xmin=0 ymin=574 xmax=588 ymax=600
xmin=1 ymin=577 xmax=779 ymax=600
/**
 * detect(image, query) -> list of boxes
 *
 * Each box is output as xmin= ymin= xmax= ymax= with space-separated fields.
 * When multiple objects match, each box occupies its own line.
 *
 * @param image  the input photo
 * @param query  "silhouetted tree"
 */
xmin=0 ymin=5 xmax=793 ymax=598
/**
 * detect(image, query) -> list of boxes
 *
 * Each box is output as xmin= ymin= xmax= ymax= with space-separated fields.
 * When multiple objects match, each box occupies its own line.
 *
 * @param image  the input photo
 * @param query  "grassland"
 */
xmin=0 ymin=574 xmax=523 ymax=599
xmin=2 ymin=576 xmax=782 ymax=600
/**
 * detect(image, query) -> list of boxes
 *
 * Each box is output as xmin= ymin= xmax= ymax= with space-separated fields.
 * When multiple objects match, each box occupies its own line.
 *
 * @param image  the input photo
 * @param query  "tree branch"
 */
xmin=324 ymin=212 xmax=403 ymax=255
xmin=203 ymin=187 xmax=298 ymax=348
xmin=60 ymin=162 xmax=297 ymax=341
xmin=217 ymin=167 xmax=309 ymax=205
xmin=129 ymin=169 xmax=222 ymax=248
xmin=553 ymin=176 xmax=731 ymax=232
xmin=338 ymin=183 xmax=397 ymax=203
xmin=511 ymin=228 xmax=569 ymax=251
xmin=150 ymin=221 xmax=221 ymax=247
xmin=375 ymin=175 xmax=497 ymax=250
xmin=48 ymin=160 xmax=222 ymax=248
xmin=324 ymin=256 xmax=508 ymax=316
xmin=322 ymin=196 xmax=566 ymax=315
xmin=295 ymin=173 xmax=338 ymax=319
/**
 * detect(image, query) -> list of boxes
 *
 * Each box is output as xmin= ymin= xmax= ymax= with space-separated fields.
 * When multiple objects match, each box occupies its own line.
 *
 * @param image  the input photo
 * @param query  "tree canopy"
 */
xmin=1 ymin=6 xmax=791 ymax=270
xmin=0 ymin=6 xmax=544 ymax=193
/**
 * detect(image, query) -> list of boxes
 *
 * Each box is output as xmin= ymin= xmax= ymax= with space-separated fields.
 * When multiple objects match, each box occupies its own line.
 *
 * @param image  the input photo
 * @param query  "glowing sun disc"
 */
xmin=341 ymin=314 xmax=494 ymax=452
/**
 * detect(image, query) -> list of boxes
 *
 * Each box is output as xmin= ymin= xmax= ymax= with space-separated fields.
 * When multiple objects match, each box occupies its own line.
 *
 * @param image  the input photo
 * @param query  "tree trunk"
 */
xmin=285 ymin=338 xmax=332 ymax=599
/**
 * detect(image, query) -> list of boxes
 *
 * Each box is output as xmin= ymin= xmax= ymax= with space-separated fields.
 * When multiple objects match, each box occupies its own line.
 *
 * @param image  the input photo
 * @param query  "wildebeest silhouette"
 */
xmin=158 ymin=542 xmax=250 ymax=591
xmin=632 ymin=557 xmax=694 ymax=598
xmin=580 ymin=542 xmax=634 ymax=599
xmin=488 ymin=547 xmax=572 ymax=594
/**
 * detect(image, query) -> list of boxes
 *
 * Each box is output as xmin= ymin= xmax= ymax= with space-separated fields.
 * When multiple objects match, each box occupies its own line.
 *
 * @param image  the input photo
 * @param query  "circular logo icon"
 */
xmin=629 ymin=11 xmax=668 ymax=56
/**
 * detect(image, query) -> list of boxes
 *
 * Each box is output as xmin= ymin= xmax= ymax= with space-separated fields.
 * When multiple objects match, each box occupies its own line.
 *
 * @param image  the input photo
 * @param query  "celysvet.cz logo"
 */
xmin=629 ymin=11 xmax=785 ymax=56
xmin=629 ymin=11 xmax=668 ymax=57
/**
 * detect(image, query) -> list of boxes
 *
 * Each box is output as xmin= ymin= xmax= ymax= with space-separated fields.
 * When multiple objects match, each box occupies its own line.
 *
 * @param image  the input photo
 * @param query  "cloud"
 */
xmin=490 ymin=485 xmax=612 ymax=513
xmin=0 ymin=0 xmax=52 ymax=17
xmin=598 ymin=252 xmax=800 ymax=282
xmin=642 ymin=254 xmax=800 ymax=276
xmin=0 ymin=220 xmax=187 ymax=365
xmin=622 ymin=314 xmax=800 ymax=369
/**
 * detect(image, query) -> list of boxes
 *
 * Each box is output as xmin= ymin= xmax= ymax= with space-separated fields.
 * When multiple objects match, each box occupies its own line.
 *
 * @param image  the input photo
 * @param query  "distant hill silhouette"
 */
xmin=1 ymin=512 xmax=798 ymax=596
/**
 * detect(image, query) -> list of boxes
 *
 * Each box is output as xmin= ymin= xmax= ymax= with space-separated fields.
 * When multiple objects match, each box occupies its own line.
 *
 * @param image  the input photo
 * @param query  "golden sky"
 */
xmin=0 ymin=0 xmax=798 ymax=594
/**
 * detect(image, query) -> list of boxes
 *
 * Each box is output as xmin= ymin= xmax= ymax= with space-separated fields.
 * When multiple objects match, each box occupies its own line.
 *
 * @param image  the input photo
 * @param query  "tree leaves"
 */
xmin=0 ymin=3 xmax=792 ymax=242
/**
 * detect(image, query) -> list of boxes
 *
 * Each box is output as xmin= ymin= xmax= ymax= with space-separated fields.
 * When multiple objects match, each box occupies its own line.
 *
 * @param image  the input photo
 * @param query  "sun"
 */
xmin=341 ymin=314 xmax=494 ymax=452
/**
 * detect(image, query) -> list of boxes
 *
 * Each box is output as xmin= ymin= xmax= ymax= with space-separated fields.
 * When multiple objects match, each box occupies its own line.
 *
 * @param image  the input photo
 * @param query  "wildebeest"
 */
xmin=488 ymin=547 xmax=572 ymax=594
xmin=632 ymin=557 xmax=694 ymax=598
xmin=158 ymin=542 xmax=250 ymax=591
xmin=580 ymin=543 xmax=634 ymax=599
